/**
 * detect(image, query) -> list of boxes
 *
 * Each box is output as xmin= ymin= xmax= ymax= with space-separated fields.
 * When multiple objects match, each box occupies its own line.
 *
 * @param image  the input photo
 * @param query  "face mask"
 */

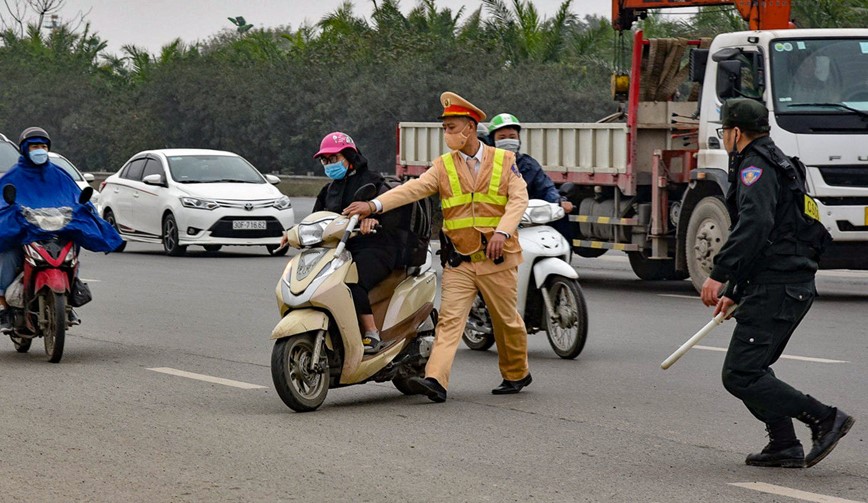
xmin=28 ymin=148 xmax=49 ymax=165
xmin=323 ymin=161 xmax=348 ymax=180
xmin=445 ymin=123 xmax=472 ymax=151
xmin=495 ymin=138 xmax=521 ymax=153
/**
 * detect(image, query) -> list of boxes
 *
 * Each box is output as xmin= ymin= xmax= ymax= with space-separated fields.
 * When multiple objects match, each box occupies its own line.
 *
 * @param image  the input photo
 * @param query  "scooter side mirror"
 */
xmin=558 ymin=182 xmax=577 ymax=196
xmin=79 ymin=186 xmax=94 ymax=204
xmin=353 ymin=183 xmax=378 ymax=202
xmin=2 ymin=183 xmax=16 ymax=205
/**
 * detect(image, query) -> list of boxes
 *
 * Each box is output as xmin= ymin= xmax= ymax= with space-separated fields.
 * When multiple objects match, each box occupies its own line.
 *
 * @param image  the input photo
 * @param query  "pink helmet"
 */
xmin=313 ymin=131 xmax=357 ymax=158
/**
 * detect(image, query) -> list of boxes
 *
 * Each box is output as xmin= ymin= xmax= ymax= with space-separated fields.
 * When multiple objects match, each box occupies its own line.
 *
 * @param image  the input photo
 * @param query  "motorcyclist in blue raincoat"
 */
xmin=0 ymin=127 xmax=121 ymax=329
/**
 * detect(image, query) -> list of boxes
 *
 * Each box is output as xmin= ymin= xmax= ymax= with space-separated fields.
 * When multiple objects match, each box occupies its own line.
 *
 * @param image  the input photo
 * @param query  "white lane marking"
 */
xmin=80 ymin=278 xmax=102 ymax=283
xmin=693 ymin=345 xmax=848 ymax=364
xmin=658 ymin=294 xmax=697 ymax=299
xmin=147 ymin=367 xmax=266 ymax=389
xmin=729 ymin=482 xmax=865 ymax=503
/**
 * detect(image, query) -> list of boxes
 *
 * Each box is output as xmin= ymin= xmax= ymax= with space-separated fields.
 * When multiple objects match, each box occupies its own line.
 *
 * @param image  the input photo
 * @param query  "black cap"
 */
xmin=717 ymin=98 xmax=770 ymax=132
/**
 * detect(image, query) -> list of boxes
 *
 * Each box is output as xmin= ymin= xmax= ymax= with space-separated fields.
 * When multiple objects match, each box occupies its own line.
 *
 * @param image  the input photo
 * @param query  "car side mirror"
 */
xmin=2 ymin=183 xmax=16 ymax=204
xmin=79 ymin=186 xmax=94 ymax=204
xmin=142 ymin=174 xmax=166 ymax=187
xmin=83 ymin=173 xmax=95 ymax=182
xmin=265 ymin=174 xmax=280 ymax=185
xmin=353 ymin=183 xmax=378 ymax=202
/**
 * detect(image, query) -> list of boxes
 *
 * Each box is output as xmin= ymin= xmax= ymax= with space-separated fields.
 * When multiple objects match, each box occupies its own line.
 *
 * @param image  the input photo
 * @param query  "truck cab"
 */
xmin=693 ymin=29 xmax=868 ymax=272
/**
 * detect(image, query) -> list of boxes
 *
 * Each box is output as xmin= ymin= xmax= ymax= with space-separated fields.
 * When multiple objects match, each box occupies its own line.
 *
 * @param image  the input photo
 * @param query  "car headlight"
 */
xmin=180 ymin=197 xmax=218 ymax=210
xmin=298 ymin=219 xmax=332 ymax=246
xmin=273 ymin=196 xmax=291 ymax=210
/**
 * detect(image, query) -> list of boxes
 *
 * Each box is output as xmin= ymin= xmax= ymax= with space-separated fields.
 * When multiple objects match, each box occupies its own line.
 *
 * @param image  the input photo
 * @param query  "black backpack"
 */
xmin=381 ymin=176 xmax=433 ymax=267
xmin=756 ymin=146 xmax=833 ymax=260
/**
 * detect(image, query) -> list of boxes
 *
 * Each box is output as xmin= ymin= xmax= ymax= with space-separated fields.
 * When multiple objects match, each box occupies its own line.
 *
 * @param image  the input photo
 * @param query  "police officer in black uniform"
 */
xmin=701 ymin=98 xmax=854 ymax=468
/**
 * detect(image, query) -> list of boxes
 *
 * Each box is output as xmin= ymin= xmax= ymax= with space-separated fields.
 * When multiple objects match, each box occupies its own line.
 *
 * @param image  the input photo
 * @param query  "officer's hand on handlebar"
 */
xmin=486 ymin=232 xmax=506 ymax=261
xmin=343 ymin=201 xmax=373 ymax=218
xmin=359 ymin=218 xmax=379 ymax=234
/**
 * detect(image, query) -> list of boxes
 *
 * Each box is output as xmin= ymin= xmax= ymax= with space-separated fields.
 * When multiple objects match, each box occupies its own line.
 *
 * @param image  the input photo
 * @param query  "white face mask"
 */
xmin=495 ymin=138 xmax=520 ymax=153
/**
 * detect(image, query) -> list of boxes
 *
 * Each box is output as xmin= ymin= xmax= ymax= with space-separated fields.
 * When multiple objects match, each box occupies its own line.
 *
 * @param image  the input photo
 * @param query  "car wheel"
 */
xmin=162 ymin=213 xmax=187 ymax=256
xmin=103 ymin=209 xmax=126 ymax=252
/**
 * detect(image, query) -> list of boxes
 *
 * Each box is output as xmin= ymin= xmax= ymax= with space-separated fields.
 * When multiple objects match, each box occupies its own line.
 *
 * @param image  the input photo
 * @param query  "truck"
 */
xmin=396 ymin=2 xmax=868 ymax=292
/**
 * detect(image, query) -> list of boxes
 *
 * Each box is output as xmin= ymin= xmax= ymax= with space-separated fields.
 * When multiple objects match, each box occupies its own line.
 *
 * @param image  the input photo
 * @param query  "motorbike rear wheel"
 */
xmin=41 ymin=291 xmax=66 ymax=363
xmin=544 ymin=275 xmax=588 ymax=359
xmin=10 ymin=335 xmax=31 ymax=353
xmin=461 ymin=294 xmax=495 ymax=351
xmin=271 ymin=333 xmax=329 ymax=412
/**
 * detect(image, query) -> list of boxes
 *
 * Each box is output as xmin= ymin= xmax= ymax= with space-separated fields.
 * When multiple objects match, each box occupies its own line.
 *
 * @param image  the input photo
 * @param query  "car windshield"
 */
xmin=0 ymin=140 xmax=19 ymax=173
xmin=771 ymin=37 xmax=868 ymax=113
xmin=166 ymin=155 xmax=265 ymax=184
xmin=49 ymin=154 xmax=84 ymax=181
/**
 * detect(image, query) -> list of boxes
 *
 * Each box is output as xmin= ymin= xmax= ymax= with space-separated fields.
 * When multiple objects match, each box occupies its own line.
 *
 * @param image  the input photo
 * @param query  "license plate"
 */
xmin=232 ymin=220 xmax=266 ymax=230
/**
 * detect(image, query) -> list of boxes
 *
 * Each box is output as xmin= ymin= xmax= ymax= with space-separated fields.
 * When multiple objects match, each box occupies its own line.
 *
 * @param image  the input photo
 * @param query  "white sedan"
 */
xmin=98 ymin=149 xmax=294 ymax=256
xmin=48 ymin=152 xmax=101 ymax=206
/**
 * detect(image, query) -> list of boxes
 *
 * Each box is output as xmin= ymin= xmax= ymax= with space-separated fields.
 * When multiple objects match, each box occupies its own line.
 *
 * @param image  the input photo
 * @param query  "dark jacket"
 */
xmin=313 ymin=164 xmax=404 ymax=254
xmin=517 ymin=153 xmax=560 ymax=204
xmin=710 ymin=136 xmax=817 ymax=296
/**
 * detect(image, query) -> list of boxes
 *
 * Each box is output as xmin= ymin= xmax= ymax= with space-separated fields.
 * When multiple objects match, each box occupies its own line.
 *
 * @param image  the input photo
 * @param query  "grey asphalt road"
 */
xmin=1 ymin=197 xmax=866 ymax=502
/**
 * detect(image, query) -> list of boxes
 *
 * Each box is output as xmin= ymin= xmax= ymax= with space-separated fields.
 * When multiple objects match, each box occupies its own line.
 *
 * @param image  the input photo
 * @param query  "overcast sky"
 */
xmin=52 ymin=0 xmax=610 ymax=54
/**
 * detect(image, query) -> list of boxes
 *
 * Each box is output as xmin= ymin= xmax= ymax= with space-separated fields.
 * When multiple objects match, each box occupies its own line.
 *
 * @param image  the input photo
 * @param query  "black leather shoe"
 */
xmin=491 ymin=373 xmax=532 ymax=395
xmin=745 ymin=442 xmax=804 ymax=468
xmin=407 ymin=377 xmax=447 ymax=403
xmin=806 ymin=408 xmax=855 ymax=468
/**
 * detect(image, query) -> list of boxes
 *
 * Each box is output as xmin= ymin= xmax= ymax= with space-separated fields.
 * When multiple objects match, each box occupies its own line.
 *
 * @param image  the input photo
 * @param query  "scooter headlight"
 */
xmin=298 ymin=219 xmax=333 ymax=247
xmin=522 ymin=201 xmax=564 ymax=225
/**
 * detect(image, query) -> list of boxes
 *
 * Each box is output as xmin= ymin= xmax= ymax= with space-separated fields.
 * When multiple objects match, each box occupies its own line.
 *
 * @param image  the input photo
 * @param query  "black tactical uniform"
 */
xmin=709 ymin=98 xmax=853 ymax=468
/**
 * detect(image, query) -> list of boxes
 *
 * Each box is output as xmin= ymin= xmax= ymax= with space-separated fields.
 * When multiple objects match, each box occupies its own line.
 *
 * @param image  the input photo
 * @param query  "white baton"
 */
xmin=661 ymin=305 xmax=738 ymax=370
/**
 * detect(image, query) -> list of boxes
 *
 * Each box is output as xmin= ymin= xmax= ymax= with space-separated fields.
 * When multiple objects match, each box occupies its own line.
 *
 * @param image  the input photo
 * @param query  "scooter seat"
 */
xmin=367 ymin=270 xmax=408 ymax=306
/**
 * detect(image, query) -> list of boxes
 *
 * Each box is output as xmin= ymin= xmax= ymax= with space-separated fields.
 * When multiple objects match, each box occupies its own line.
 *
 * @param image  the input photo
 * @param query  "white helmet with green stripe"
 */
xmin=487 ymin=113 xmax=521 ymax=134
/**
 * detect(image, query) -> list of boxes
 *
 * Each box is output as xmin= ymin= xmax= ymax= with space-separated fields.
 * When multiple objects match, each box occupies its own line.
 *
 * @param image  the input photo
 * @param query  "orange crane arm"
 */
xmin=612 ymin=0 xmax=792 ymax=31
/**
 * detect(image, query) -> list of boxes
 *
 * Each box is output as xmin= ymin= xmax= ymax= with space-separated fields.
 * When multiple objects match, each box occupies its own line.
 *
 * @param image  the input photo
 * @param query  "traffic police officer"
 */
xmin=701 ymin=98 xmax=853 ymax=468
xmin=344 ymin=92 xmax=531 ymax=402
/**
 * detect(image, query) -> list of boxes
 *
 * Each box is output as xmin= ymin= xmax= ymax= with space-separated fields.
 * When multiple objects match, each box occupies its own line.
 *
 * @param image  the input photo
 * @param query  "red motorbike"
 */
xmin=2 ymin=184 xmax=92 ymax=363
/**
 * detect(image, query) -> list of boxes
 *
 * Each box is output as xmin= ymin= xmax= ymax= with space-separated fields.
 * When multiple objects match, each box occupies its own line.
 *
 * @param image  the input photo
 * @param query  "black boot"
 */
xmin=745 ymin=420 xmax=804 ymax=468
xmin=802 ymin=407 xmax=855 ymax=468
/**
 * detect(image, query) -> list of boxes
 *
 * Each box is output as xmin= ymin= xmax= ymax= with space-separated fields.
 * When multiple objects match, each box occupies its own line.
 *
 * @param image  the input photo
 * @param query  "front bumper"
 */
xmin=178 ymin=207 xmax=295 ymax=246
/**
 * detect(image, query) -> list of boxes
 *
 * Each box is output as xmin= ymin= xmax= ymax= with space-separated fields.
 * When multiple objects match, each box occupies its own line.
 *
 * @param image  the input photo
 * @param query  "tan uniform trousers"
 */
xmin=425 ymin=261 xmax=529 ymax=389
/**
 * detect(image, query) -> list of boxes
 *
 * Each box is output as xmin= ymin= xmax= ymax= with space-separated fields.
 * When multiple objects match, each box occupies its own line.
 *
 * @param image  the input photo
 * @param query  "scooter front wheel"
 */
xmin=544 ymin=276 xmax=588 ymax=359
xmin=42 ymin=292 xmax=66 ymax=363
xmin=271 ymin=333 xmax=329 ymax=412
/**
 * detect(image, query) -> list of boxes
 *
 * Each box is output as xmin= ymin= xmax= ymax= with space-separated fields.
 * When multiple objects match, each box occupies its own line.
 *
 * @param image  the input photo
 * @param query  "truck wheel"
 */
xmin=686 ymin=197 xmax=731 ymax=293
xmin=627 ymin=251 xmax=683 ymax=281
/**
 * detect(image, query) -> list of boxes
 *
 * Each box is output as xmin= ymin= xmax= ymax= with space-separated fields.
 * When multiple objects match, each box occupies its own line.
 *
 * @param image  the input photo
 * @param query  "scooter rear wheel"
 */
xmin=544 ymin=276 xmax=588 ymax=359
xmin=10 ymin=335 xmax=31 ymax=353
xmin=461 ymin=294 xmax=495 ymax=351
xmin=271 ymin=334 xmax=329 ymax=412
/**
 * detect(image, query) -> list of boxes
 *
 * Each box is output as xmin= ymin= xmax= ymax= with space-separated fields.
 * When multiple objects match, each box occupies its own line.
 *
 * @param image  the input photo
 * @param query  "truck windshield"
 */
xmin=771 ymin=37 xmax=868 ymax=115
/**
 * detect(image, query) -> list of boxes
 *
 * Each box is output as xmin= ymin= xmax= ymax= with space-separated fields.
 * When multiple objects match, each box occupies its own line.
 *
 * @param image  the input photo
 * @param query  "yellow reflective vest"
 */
xmin=434 ymin=146 xmax=522 ymax=256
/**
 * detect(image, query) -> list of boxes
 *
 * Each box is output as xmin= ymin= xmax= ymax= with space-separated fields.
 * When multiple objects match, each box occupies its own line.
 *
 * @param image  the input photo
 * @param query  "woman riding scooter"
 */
xmin=282 ymin=131 xmax=405 ymax=353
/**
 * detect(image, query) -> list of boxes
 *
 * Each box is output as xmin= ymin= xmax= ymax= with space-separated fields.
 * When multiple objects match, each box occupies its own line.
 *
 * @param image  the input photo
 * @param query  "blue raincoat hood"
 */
xmin=0 ymin=142 xmax=122 ymax=252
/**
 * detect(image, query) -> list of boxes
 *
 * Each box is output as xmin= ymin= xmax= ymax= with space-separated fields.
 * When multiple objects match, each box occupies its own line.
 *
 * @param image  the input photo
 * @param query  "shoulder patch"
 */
xmin=511 ymin=164 xmax=520 ymax=175
xmin=740 ymin=166 xmax=763 ymax=186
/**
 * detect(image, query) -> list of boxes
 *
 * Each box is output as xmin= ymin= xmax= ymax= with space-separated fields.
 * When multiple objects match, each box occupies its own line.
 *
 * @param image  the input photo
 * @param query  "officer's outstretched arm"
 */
xmin=497 ymin=162 xmax=528 ymax=237
xmin=377 ymin=165 xmax=440 ymax=214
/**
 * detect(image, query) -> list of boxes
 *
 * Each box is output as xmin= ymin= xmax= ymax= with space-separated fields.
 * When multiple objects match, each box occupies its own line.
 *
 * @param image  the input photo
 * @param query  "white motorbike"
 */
xmin=462 ymin=199 xmax=588 ymax=359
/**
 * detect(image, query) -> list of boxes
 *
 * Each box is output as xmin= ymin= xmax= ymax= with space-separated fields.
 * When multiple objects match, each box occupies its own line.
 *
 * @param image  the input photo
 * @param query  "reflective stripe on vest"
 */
xmin=440 ymin=150 xmax=508 ymax=209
